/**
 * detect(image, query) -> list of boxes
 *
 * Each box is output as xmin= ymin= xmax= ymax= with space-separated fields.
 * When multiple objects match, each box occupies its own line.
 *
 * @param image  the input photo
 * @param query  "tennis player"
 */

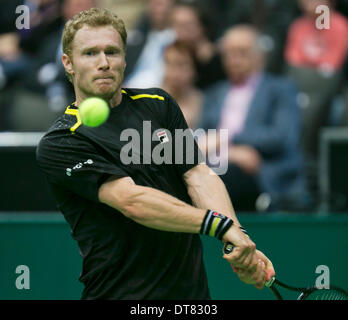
xmin=36 ymin=8 xmax=274 ymax=299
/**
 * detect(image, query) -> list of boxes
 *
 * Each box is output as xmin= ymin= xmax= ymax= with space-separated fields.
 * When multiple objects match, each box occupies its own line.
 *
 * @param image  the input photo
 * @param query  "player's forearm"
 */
xmin=103 ymin=183 xmax=206 ymax=233
xmin=183 ymin=164 xmax=241 ymax=227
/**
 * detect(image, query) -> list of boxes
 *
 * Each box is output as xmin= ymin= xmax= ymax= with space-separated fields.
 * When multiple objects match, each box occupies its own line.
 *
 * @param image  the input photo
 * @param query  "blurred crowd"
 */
xmin=1 ymin=0 xmax=348 ymax=213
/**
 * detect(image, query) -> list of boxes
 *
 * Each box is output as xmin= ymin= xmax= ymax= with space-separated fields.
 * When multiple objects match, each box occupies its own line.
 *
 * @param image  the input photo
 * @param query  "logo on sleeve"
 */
xmin=66 ymin=159 xmax=93 ymax=176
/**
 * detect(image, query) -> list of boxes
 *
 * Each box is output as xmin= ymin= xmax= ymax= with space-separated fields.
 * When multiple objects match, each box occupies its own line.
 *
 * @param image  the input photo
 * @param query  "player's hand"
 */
xmin=221 ymin=225 xmax=258 ymax=272
xmin=231 ymin=258 xmax=267 ymax=289
xmin=254 ymin=249 xmax=275 ymax=282
xmin=230 ymin=250 xmax=275 ymax=290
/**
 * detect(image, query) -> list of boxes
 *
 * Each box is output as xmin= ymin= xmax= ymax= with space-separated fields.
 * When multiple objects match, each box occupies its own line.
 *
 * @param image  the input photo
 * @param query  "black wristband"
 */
xmin=200 ymin=210 xmax=233 ymax=240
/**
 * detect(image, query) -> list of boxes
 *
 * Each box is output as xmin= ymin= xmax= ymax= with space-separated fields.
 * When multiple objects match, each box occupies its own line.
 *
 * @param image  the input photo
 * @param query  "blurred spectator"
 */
xmin=170 ymin=0 xmax=226 ymax=90
xmin=0 ymin=0 xmax=65 ymax=131
xmin=0 ymin=31 xmax=32 ymax=130
xmin=19 ymin=0 xmax=62 ymax=58
xmin=200 ymin=25 xmax=308 ymax=212
xmin=0 ymin=0 xmax=100 ymax=132
xmin=123 ymin=0 xmax=175 ymax=88
xmin=0 ymin=32 xmax=30 ymax=88
xmin=0 ymin=0 xmax=63 ymax=91
xmin=286 ymin=0 xmax=348 ymax=73
xmin=162 ymin=41 xmax=203 ymax=130
xmin=284 ymin=0 xmax=348 ymax=202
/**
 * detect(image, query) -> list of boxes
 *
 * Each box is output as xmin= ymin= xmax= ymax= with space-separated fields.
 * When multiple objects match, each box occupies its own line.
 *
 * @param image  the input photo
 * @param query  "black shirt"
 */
xmin=36 ymin=87 xmax=210 ymax=300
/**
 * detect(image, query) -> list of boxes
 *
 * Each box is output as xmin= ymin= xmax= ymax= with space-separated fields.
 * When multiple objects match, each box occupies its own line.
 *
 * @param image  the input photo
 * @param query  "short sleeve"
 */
xmin=161 ymin=89 xmax=205 ymax=175
xmin=36 ymin=132 xmax=128 ymax=203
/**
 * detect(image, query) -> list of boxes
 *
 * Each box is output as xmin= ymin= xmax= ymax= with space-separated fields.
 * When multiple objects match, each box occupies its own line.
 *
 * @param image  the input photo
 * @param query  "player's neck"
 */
xmin=75 ymin=88 xmax=123 ymax=108
xmin=108 ymin=89 xmax=123 ymax=108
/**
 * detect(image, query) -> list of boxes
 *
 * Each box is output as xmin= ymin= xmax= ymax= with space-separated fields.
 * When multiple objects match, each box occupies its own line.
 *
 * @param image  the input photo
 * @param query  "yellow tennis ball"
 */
xmin=79 ymin=97 xmax=110 ymax=127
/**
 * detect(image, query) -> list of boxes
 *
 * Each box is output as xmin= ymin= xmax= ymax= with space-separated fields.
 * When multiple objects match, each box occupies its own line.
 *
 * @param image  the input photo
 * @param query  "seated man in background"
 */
xmin=200 ymin=25 xmax=308 ymax=212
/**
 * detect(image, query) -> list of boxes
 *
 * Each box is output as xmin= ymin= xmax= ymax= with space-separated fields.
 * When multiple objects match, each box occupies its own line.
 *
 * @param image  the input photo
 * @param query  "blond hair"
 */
xmin=62 ymin=7 xmax=127 ymax=82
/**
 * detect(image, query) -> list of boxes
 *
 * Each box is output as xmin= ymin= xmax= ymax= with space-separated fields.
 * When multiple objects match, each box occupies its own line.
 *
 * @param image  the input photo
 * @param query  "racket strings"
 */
xmin=306 ymin=289 xmax=348 ymax=300
xmin=271 ymin=279 xmax=348 ymax=300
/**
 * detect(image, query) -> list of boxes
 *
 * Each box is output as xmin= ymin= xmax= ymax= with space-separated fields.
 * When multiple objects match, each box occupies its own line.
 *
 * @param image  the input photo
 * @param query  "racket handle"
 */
xmin=224 ymin=242 xmax=276 ymax=288
xmin=265 ymin=276 xmax=275 ymax=287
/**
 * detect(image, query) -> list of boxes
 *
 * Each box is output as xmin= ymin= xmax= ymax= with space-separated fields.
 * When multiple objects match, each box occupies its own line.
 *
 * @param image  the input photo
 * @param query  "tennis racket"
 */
xmin=223 ymin=242 xmax=348 ymax=300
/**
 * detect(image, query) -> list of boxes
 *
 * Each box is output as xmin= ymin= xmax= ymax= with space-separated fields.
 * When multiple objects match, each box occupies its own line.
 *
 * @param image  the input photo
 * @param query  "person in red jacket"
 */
xmin=285 ymin=0 xmax=348 ymax=73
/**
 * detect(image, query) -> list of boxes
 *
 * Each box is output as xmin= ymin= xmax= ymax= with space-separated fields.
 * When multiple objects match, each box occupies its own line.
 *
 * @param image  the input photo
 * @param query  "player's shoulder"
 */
xmin=37 ymin=102 xmax=86 ymax=155
xmin=121 ymin=87 xmax=170 ymax=103
xmin=45 ymin=102 xmax=81 ymax=133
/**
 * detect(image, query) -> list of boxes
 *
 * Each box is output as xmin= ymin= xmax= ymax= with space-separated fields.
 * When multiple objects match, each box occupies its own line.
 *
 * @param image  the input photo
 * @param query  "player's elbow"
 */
xmin=98 ymin=181 xmax=147 ymax=221
xmin=103 ymin=191 xmax=146 ymax=221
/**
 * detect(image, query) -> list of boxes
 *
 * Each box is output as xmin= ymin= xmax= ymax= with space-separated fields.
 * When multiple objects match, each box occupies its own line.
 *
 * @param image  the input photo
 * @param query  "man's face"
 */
xmin=63 ymin=25 xmax=126 ymax=101
xmin=171 ymin=6 xmax=203 ymax=44
xmin=163 ymin=47 xmax=195 ymax=90
xmin=221 ymin=30 xmax=262 ymax=83
xmin=148 ymin=0 xmax=174 ymax=30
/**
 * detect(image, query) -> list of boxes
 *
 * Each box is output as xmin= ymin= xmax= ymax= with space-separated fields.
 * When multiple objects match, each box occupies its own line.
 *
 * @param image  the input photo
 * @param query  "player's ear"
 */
xmin=62 ymin=53 xmax=74 ymax=77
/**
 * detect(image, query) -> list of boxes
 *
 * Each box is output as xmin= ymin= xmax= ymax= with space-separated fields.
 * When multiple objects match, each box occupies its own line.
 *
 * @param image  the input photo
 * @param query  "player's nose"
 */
xmin=97 ymin=52 xmax=110 ymax=70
